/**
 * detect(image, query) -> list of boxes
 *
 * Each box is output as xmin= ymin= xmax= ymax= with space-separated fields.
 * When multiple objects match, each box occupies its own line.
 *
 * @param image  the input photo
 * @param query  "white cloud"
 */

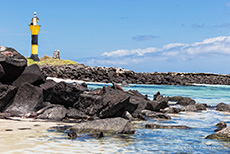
xmin=102 ymin=47 xmax=159 ymax=57
xmin=88 ymin=36 xmax=230 ymax=67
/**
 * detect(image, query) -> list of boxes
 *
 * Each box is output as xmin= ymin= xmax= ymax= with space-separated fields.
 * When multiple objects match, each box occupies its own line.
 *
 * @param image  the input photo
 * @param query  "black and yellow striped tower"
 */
xmin=29 ymin=12 xmax=40 ymax=61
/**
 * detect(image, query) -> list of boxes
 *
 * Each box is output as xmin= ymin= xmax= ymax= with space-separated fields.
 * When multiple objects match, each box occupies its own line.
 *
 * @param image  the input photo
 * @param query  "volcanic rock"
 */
xmin=71 ymin=117 xmax=135 ymax=134
xmin=195 ymin=103 xmax=207 ymax=110
xmin=39 ymin=79 xmax=57 ymax=100
xmin=0 ymin=46 xmax=27 ymax=84
xmin=145 ymin=123 xmax=191 ymax=129
xmin=216 ymin=103 xmax=230 ymax=112
xmin=168 ymin=96 xmax=196 ymax=106
xmin=0 ymin=84 xmax=17 ymax=112
xmin=206 ymin=126 xmax=230 ymax=141
xmin=44 ymin=81 xmax=87 ymax=108
xmin=181 ymin=105 xmax=197 ymax=112
xmin=37 ymin=105 xmax=67 ymax=121
xmin=161 ymin=107 xmax=181 ymax=114
xmin=140 ymin=110 xmax=171 ymax=120
xmin=214 ymin=121 xmax=227 ymax=132
xmin=66 ymin=108 xmax=90 ymax=120
xmin=12 ymin=64 xmax=45 ymax=87
xmin=4 ymin=83 xmax=43 ymax=115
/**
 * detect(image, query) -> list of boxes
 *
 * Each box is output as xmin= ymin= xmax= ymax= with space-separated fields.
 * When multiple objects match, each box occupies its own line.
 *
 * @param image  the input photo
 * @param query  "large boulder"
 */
xmin=0 ymin=84 xmax=17 ymax=112
xmin=0 ymin=46 xmax=27 ymax=84
xmin=37 ymin=105 xmax=67 ymax=121
xmin=12 ymin=64 xmax=45 ymax=87
xmin=181 ymin=105 xmax=198 ymax=112
xmin=146 ymin=92 xmax=169 ymax=111
xmin=216 ymin=103 xmax=230 ymax=112
xmin=66 ymin=108 xmax=90 ymax=120
xmin=168 ymin=96 xmax=196 ymax=106
xmin=195 ymin=103 xmax=207 ymax=110
xmin=126 ymin=90 xmax=149 ymax=118
xmin=215 ymin=121 xmax=227 ymax=132
xmin=206 ymin=126 xmax=230 ymax=141
xmin=146 ymin=99 xmax=169 ymax=112
xmin=161 ymin=107 xmax=181 ymax=114
xmin=71 ymin=117 xmax=135 ymax=134
xmin=74 ymin=87 xmax=138 ymax=118
xmin=74 ymin=93 xmax=104 ymax=116
xmin=140 ymin=110 xmax=171 ymax=120
xmin=4 ymin=83 xmax=43 ymax=115
xmin=98 ymin=88 xmax=137 ymax=118
xmin=39 ymin=79 xmax=57 ymax=100
xmin=44 ymin=81 xmax=87 ymax=108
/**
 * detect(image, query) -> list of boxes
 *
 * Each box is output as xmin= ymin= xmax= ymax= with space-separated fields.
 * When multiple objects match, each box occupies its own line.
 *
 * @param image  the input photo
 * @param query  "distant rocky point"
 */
xmin=40 ymin=64 xmax=230 ymax=86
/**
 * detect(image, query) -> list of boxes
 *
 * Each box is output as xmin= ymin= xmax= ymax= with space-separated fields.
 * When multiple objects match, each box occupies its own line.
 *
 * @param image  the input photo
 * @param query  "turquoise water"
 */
xmin=84 ymin=83 xmax=230 ymax=153
xmin=5 ymin=79 xmax=229 ymax=154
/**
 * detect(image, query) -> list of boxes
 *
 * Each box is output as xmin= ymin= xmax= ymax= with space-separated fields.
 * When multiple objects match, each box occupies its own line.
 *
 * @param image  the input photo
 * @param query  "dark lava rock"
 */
xmin=12 ymin=64 xmax=45 ymax=87
xmin=39 ymin=64 xmax=230 ymax=86
xmin=181 ymin=105 xmax=197 ymax=112
xmin=122 ymin=111 xmax=134 ymax=121
xmin=195 ymin=103 xmax=207 ymax=110
xmin=98 ymin=90 xmax=134 ymax=119
xmin=37 ymin=105 xmax=67 ymax=121
xmin=81 ymin=82 xmax=88 ymax=88
xmin=71 ymin=117 xmax=135 ymax=134
xmin=44 ymin=81 xmax=87 ymax=108
xmin=0 ymin=84 xmax=17 ymax=112
xmin=66 ymin=108 xmax=90 ymax=120
xmin=145 ymin=123 xmax=191 ymax=129
xmin=146 ymin=99 xmax=169 ymax=112
xmin=216 ymin=103 xmax=230 ymax=112
xmin=168 ymin=96 xmax=196 ymax=106
xmin=4 ymin=83 xmax=43 ymax=115
xmin=40 ymin=79 xmax=57 ymax=100
xmin=140 ymin=110 xmax=171 ymax=120
xmin=74 ymin=87 xmax=138 ymax=119
xmin=74 ymin=93 xmax=104 ymax=116
xmin=67 ymin=130 xmax=78 ymax=139
xmin=214 ymin=121 xmax=227 ymax=132
xmin=127 ymin=90 xmax=150 ymax=118
xmin=161 ymin=107 xmax=181 ymax=114
xmin=206 ymin=126 xmax=230 ymax=141
xmin=146 ymin=92 xmax=169 ymax=112
xmin=0 ymin=64 xmax=5 ymax=79
xmin=153 ymin=91 xmax=161 ymax=101
xmin=0 ymin=47 xmax=27 ymax=84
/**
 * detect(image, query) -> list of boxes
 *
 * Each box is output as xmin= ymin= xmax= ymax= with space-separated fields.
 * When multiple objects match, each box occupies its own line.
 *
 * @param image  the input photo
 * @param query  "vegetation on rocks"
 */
xmin=27 ymin=55 xmax=79 ymax=66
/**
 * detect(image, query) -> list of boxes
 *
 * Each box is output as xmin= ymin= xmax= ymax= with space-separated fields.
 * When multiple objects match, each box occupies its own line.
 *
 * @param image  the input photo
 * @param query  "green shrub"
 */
xmin=26 ymin=55 xmax=79 ymax=66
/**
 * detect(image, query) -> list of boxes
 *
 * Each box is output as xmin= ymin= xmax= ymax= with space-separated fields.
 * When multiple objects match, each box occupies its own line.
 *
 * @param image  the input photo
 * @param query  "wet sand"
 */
xmin=0 ymin=118 xmax=71 ymax=154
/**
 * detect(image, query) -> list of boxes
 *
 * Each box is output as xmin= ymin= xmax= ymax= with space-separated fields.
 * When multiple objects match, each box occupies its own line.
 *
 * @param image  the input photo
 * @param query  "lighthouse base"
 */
xmin=30 ymin=54 xmax=40 ymax=61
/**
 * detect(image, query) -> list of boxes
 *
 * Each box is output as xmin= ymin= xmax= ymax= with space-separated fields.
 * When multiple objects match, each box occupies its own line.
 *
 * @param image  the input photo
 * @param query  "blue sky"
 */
xmin=0 ymin=0 xmax=230 ymax=74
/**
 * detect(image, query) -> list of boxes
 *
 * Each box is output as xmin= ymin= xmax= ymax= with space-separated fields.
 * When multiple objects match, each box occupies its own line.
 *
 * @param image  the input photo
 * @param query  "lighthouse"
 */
xmin=29 ymin=12 xmax=41 ymax=61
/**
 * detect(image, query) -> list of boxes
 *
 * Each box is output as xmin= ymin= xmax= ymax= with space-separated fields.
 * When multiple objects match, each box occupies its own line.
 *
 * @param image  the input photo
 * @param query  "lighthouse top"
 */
xmin=30 ymin=12 xmax=39 ymax=25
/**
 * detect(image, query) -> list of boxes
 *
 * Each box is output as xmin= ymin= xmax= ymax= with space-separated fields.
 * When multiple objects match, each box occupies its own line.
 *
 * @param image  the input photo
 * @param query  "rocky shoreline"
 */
xmin=0 ymin=46 xmax=230 ymax=142
xmin=40 ymin=64 xmax=230 ymax=86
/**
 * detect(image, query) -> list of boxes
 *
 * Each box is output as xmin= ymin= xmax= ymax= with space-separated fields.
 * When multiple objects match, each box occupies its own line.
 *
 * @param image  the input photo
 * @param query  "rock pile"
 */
xmin=39 ymin=65 xmax=230 ymax=85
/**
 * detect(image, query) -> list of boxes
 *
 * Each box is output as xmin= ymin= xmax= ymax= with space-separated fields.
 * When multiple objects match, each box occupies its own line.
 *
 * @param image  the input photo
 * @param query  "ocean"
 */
xmin=1 ymin=79 xmax=230 ymax=153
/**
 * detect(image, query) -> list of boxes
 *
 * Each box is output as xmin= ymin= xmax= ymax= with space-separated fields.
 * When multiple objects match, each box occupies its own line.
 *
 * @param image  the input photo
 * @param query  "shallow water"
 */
xmin=1 ymin=80 xmax=230 ymax=153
